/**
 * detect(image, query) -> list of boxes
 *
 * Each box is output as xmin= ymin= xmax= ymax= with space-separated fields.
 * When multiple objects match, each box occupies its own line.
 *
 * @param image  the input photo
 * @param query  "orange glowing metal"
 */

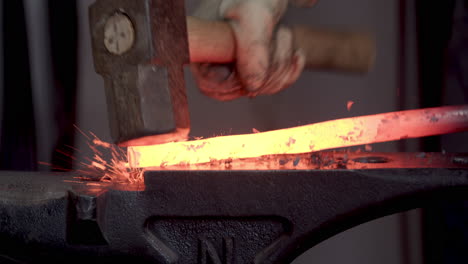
xmin=128 ymin=105 xmax=468 ymax=168
xmin=347 ymin=101 xmax=355 ymax=111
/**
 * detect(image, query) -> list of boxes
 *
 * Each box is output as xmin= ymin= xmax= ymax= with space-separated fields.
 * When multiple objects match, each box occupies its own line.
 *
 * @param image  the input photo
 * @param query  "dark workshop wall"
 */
xmin=440 ymin=0 xmax=468 ymax=152
xmin=417 ymin=1 xmax=468 ymax=263
xmin=23 ymin=0 xmax=55 ymax=169
xmin=0 ymin=0 xmax=38 ymax=170
xmin=0 ymin=2 xmax=2 ymax=142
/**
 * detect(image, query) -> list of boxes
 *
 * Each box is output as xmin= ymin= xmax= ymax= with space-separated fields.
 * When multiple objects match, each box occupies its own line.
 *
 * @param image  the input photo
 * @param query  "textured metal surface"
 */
xmin=89 ymin=0 xmax=190 ymax=144
xmin=0 ymin=155 xmax=468 ymax=263
xmin=153 ymin=152 xmax=468 ymax=170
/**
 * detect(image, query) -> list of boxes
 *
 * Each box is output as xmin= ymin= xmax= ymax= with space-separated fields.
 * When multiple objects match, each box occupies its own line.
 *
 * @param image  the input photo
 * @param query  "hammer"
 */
xmin=89 ymin=0 xmax=375 ymax=147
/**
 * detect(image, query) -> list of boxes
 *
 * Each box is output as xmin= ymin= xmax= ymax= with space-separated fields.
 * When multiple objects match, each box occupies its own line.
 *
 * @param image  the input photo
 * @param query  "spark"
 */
xmin=39 ymin=127 xmax=143 ymax=184
xmin=347 ymin=101 xmax=355 ymax=111
xmin=78 ymin=133 xmax=143 ymax=184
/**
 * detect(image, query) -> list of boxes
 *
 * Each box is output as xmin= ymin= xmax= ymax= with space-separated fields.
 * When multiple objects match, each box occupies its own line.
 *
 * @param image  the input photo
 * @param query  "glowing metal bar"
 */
xmin=128 ymin=105 xmax=468 ymax=168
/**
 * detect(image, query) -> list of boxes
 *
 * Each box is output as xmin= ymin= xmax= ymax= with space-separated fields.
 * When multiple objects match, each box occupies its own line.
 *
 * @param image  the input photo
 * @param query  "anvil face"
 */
xmin=0 ymin=153 xmax=467 ymax=263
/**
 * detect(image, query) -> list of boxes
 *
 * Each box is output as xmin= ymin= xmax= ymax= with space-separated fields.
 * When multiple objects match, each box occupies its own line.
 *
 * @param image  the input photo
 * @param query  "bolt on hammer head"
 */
xmin=89 ymin=0 xmax=190 ymax=146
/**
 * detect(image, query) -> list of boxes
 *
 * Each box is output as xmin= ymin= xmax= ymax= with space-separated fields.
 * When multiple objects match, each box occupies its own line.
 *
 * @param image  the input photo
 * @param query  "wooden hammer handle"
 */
xmin=187 ymin=16 xmax=376 ymax=73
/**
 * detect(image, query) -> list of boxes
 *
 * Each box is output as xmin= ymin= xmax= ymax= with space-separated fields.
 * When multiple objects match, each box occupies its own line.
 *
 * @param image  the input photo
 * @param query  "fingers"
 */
xmin=224 ymin=2 xmax=276 ymax=92
xmin=263 ymin=26 xmax=295 ymax=94
xmin=192 ymin=22 xmax=305 ymax=101
xmin=191 ymin=64 xmax=247 ymax=101
xmin=261 ymin=26 xmax=306 ymax=95
xmin=191 ymin=0 xmax=247 ymax=101
xmin=221 ymin=0 xmax=304 ymax=96
xmin=191 ymin=0 xmax=305 ymax=101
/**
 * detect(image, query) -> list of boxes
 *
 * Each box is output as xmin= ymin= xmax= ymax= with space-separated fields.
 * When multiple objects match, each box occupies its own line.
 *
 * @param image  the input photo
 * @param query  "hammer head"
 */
xmin=89 ymin=0 xmax=190 ymax=146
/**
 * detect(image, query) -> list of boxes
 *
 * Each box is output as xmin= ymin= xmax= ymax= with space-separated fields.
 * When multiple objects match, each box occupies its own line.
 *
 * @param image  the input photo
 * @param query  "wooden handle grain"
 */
xmin=187 ymin=16 xmax=376 ymax=73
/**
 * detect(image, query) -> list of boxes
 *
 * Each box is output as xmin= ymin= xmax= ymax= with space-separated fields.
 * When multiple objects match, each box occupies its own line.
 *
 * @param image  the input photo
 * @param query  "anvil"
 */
xmin=0 ymin=152 xmax=467 ymax=263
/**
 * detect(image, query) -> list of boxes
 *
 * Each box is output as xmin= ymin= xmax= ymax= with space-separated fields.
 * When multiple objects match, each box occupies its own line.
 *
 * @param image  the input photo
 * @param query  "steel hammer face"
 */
xmin=89 ymin=0 xmax=190 ymax=146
